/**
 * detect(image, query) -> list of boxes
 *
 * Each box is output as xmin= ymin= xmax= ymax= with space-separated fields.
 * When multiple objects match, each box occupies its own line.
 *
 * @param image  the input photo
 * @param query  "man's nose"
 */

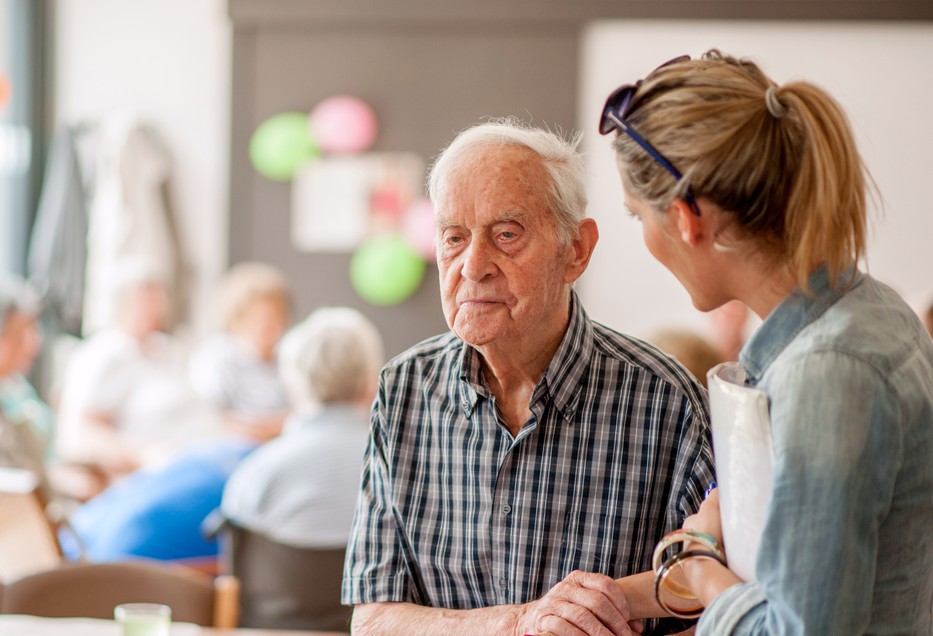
xmin=460 ymin=237 xmax=498 ymax=282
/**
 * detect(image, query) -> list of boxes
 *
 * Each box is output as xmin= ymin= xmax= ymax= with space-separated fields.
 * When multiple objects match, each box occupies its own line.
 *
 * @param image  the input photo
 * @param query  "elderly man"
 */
xmin=342 ymin=120 xmax=714 ymax=635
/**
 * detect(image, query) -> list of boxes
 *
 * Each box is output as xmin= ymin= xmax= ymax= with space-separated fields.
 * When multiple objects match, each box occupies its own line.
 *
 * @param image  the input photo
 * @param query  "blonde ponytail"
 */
xmin=612 ymin=50 xmax=874 ymax=293
xmin=778 ymin=83 xmax=869 ymax=291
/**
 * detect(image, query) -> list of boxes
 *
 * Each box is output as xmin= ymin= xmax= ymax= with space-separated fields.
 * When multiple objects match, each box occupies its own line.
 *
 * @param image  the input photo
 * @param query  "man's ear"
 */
xmin=565 ymin=218 xmax=599 ymax=283
xmin=671 ymin=198 xmax=702 ymax=247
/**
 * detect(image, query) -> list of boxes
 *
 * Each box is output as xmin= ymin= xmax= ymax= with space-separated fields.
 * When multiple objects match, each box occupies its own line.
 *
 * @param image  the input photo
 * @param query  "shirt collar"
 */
xmin=740 ymin=265 xmax=861 ymax=384
xmin=457 ymin=290 xmax=591 ymax=421
xmin=283 ymin=403 xmax=366 ymax=434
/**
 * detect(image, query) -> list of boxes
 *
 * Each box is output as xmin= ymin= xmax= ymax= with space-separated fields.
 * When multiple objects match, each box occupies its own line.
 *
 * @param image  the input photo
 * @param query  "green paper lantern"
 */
xmin=249 ymin=112 xmax=319 ymax=181
xmin=350 ymin=234 xmax=426 ymax=306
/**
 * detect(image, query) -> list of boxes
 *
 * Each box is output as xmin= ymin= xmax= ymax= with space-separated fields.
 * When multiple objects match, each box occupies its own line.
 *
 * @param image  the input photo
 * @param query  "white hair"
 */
xmin=278 ymin=307 xmax=384 ymax=408
xmin=427 ymin=118 xmax=587 ymax=245
xmin=0 ymin=273 xmax=40 ymax=333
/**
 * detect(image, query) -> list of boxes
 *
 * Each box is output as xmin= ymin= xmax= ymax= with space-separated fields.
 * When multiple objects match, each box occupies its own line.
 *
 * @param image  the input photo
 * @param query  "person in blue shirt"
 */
xmin=601 ymin=50 xmax=933 ymax=634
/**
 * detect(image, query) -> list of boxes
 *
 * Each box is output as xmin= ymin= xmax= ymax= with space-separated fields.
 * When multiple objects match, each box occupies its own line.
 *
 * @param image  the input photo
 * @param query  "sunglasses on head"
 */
xmin=599 ymin=55 xmax=701 ymax=216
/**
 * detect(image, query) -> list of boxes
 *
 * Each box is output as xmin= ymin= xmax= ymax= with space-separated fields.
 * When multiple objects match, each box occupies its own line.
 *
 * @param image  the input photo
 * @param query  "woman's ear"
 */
xmin=670 ymin=198 xmax=702 ymax=247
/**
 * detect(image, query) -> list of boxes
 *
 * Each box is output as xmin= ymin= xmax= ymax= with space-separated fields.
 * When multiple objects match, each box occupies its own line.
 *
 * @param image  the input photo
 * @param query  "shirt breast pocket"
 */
xmin=557 ymin=529 xmax=630 ymax=580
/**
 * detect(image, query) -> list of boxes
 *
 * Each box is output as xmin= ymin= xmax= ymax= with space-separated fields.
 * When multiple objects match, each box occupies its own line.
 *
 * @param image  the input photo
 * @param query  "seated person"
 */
xmin=0 ymin=273 xmax=100 ymax=501
xmin=219 ymin=307 xmax=383 ymax=630
xmin=0 ymin=274 xmax=120 ymax=502
xmin=59 ymin=436 xmax=256 ymax=564
xmin=0 ymin=273 xmax=52 ymax=458
xmin=342 ymin=121 xmax=714 ymax=635
xmin=188 ymin=262 xmax=292 ymax=443
xmin=56 ymin=259 xmax=223 ymax=484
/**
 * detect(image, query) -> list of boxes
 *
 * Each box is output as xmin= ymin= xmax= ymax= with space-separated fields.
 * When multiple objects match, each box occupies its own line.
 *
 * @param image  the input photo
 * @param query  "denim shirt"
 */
xmin=698 ymin=267 xmax=933 ymax=635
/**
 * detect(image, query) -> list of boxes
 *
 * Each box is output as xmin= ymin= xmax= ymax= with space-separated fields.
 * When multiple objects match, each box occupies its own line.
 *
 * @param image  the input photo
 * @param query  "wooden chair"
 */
xmin=0 ymin=471 xmax=63 ymax=582
xmin=0 ymin=410 xmax=83 ymax=579
xmin=0 ymin=560 xmax=240 ymax=628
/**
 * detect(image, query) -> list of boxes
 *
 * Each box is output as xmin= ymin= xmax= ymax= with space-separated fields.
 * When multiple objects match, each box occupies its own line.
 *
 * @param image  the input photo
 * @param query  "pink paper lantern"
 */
xmin=402 ymin=198 xmax=437 ymax=261
xmin=309 ymin=95 xmax=378 ymax=154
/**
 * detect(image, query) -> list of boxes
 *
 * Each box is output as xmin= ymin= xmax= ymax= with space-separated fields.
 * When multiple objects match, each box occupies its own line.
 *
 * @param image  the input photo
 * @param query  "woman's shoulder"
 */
xmin=790 ymin=275 xmax=931 ymax=373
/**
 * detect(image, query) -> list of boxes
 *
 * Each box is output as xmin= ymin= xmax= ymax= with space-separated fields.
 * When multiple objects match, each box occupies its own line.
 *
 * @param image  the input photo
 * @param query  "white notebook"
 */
xmin=706 ymin=362 xmax=774 ymax=583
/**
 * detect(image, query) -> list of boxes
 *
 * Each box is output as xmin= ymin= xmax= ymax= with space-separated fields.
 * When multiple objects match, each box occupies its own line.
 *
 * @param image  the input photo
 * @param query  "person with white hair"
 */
xmin=342 ymin=120 xmax=714 ymax=636
xmin=221 ymin=306 xmax=383 ymax=548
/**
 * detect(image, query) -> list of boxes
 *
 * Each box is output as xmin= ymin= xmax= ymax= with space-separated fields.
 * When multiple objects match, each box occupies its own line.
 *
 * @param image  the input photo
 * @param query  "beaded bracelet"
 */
xmin=653 ymin=548 xmax=727 ymax=619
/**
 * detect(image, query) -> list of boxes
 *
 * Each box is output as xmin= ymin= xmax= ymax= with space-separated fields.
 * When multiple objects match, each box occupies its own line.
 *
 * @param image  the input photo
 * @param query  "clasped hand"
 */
xmin=515 ymin=570 xmax=643 ymax=636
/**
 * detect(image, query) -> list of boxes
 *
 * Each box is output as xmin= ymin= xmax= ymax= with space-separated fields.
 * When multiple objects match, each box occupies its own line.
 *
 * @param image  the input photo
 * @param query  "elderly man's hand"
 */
xmin=516 ymin=570 xmax=643 ymax=636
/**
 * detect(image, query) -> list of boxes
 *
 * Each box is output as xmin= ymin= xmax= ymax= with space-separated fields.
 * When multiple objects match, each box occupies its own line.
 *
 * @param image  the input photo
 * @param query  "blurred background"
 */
xmin=1 ymin=1 xmax=931 ymax=622
xmin=2 ymin=0 xmax=932 ymax=371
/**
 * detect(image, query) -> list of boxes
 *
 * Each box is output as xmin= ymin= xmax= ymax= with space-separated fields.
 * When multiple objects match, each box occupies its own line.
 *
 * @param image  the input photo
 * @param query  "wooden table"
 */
xmin=0 ymin=615 xmax=349 ymax=635
xmin=202 ymin=630 xmax=347 ymax=635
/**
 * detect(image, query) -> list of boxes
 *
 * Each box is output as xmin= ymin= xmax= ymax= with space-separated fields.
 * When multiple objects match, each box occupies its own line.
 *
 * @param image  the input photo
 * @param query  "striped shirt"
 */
xmin=188 ymin=333 xmax=288 ymax=420
xmin=343 ymin=292 xmax=714 ymax=623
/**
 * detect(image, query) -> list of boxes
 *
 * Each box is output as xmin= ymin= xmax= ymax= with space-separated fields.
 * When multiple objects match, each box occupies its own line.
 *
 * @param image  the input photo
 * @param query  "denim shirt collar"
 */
xmin=740 ymin=265 xmax=862 ymax=385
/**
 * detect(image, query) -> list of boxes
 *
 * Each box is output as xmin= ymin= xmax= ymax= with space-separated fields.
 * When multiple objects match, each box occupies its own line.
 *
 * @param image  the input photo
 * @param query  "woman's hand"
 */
xmin=683 ymin=487 xmax=723 ymax=546
xmin=679 ymin=488 xmax=741 ymax=607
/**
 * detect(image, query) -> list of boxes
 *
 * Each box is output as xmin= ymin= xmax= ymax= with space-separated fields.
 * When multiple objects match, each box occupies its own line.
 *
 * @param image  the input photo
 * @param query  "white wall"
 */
xmin=53 ymin=0 xmax=231 ymax=339
xmin=578 ymin=21 xmax=933 ymax=340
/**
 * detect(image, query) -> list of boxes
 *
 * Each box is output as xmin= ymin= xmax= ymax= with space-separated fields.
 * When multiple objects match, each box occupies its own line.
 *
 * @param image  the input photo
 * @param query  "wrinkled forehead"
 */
xmin=435 ymin=144 xmax=550 ymax=218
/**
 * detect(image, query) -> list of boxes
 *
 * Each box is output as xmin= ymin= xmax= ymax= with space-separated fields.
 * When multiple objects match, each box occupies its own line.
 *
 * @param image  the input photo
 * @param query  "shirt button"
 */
xmin=501 ymin=504 xmax=512 ymax=514
xmin=499 ymin=577 xmax=508 ymax=587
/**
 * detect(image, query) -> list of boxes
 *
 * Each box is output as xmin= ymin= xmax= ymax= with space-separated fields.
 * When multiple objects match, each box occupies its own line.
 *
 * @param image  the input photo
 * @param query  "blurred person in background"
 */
xmin=648 ymin=329 xmax=722 ymax=389
xmin=0 ymin=273 xmax=52 ymax=454
xmin=221 ymin=306 xmax=383 ymax=551
xmin=0 ymin=273 xmax=54 ymax=483
xmin=218 ymin=307 xmax=383 ymax=629
xmin=56 ymin=258 xmax=222 ymax=486
xmin=188 ymin=262 xmax=292 ymax=443
xmin=707 ymin=299 xmax=749 ymax=362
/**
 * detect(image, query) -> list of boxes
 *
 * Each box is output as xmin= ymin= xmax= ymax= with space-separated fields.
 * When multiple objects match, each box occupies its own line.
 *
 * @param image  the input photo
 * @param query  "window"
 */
xmin=0 ymin=0 xmax=46 ymax=275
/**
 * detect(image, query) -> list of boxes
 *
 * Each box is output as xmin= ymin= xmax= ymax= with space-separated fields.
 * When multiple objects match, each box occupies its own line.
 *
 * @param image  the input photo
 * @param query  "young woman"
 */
xmin=602 ymin=50 xmax=933 ymax=635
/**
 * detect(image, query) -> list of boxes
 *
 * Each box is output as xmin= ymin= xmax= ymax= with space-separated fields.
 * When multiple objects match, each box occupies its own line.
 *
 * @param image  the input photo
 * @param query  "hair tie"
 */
xmin=765 ymin=86 xmax=787 ymax=119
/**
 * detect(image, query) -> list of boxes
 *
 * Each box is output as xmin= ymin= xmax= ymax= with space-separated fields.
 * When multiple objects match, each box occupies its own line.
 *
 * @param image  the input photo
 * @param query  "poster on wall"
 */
xmin=291 ymin=152 xmax=425 ymax=252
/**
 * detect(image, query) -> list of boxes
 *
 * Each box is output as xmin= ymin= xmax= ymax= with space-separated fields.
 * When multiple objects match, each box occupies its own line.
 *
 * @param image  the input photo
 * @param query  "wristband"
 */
xmin=651 ymin=529 xmax=725 ymax=573
xmin=653 ymin=548 xmax=727 ymax=619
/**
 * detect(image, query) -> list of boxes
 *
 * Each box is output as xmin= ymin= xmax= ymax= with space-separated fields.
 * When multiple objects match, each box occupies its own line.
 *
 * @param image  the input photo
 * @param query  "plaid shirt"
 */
xmin=343 ymin=292 xmax=714 ymax=620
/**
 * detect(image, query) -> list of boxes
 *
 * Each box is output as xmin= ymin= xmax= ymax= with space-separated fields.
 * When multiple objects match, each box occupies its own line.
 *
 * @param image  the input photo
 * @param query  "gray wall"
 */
xmin=227 ymin=0 xmax=932 ymax=357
